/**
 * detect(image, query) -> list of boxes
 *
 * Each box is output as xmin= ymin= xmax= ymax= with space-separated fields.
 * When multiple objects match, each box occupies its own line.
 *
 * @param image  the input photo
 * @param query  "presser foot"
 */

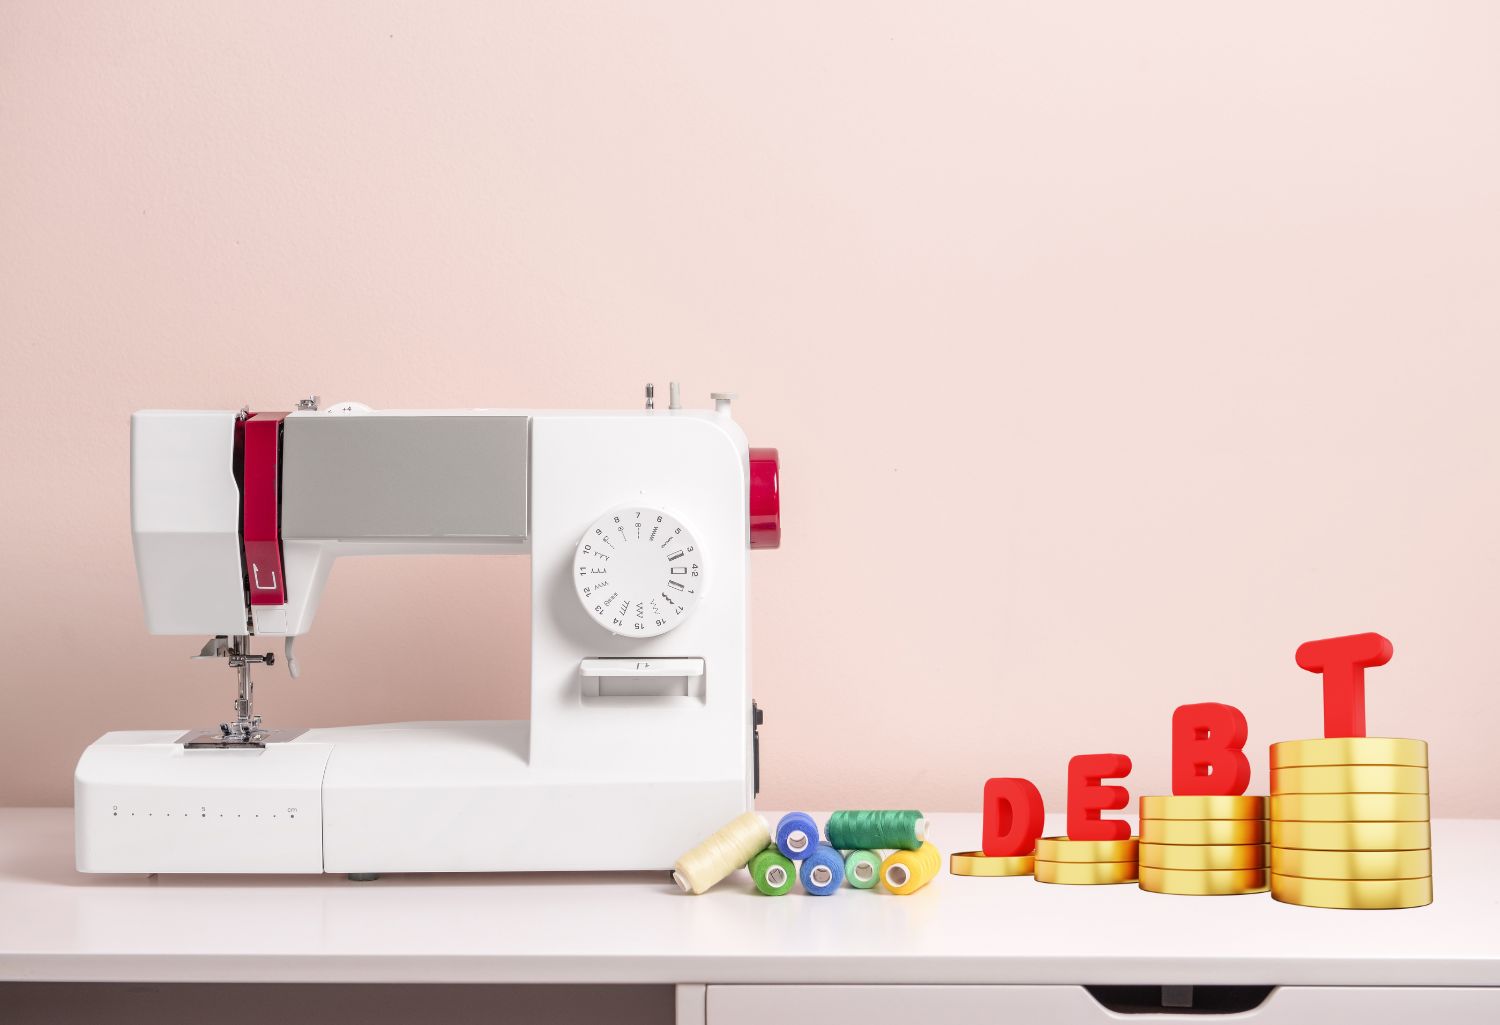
xmin=179 ymin=725 xmax=308 ymax=749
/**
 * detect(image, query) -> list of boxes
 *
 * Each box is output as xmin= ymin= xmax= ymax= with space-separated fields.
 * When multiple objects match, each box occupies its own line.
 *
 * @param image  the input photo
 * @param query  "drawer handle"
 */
xmin=1086 ymin=985 xmax=1275 ymax=1015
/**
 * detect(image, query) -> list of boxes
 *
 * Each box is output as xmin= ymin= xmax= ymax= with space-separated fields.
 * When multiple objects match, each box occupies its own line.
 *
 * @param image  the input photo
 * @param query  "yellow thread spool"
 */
xmin=672 ymin=812 xmax=772 ymax=894
xmin=881 ymin=841 xmax=940 ymax=895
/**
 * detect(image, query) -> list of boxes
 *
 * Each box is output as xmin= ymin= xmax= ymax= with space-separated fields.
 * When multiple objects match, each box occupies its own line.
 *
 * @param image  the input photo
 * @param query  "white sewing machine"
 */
xmin=75 ymin=387 xmax=780 ymax=876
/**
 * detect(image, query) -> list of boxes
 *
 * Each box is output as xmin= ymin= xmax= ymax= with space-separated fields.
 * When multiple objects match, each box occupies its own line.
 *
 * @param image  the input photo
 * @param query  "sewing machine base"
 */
xmin=75 ymin=720 xmax=750 ymax=875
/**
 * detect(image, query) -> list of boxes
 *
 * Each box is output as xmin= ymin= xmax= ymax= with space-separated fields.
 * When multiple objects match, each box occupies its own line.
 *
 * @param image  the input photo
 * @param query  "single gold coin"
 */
xmin=1138 ymin=866 xmax=1268 ymax=895
xmin=1271 ymin=847 xmax=1431 ymax=881
xmin=1271 ymin=820 xmax=1431 ymax=851
xmin=1138 ymin=819 xmax=1267 ymax=846
xmin=1270 ymin=873 xmax=1432 ymax=909
xmin=1139 ymin=842 xmax=1268 ymax=871
xmin=949 ymin=851 xmax=1035 ymax=877
xmin=1034 ymin=835 xmax=1138 ymax=863
xmin=1270 ymin=793 xmax=1430 ymax=822
xmin=1138 ymin=795 xmax=1267 ymax=820
xmin=1034 ymin=859 xmax=1138 ymax=885
xmin=1270 ymin=764 xmax=1428 ymax=795
xmin=1270 ymin=737 xmax=1427 ymax=769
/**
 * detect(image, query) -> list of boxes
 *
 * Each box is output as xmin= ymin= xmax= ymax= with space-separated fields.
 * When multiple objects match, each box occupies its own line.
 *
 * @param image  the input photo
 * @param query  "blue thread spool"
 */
xmin=775 ymin=811 xmax=820 ymax=860
xmin=800 ymin=843 xmax=845 ymax=896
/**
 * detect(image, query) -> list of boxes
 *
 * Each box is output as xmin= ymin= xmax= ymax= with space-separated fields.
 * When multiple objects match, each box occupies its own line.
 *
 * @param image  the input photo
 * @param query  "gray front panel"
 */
xmin=281 ymin=415 xmax=528 ymax=540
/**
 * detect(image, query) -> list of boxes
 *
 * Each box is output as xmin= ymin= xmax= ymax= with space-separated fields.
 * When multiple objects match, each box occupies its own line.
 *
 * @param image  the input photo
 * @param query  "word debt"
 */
xmin=980 ymin=631 xmax=1393 ymax=858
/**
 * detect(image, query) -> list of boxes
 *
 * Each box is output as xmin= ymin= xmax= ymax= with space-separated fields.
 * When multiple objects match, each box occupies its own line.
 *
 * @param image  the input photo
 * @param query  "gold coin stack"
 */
xmin=1269 ymin=737 xmax=1432 ymax=910
xmin=1137 ymin=795 xmax=1269 ymax=895
xmin=949 ymin=850 xmax=1035 ymax=877
xmin=1033 ymin=835 xmax=1138 ymax=885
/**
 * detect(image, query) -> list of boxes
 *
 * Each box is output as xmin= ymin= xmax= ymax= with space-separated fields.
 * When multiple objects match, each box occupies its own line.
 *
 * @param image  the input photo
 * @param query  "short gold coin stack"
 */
xmin=1269 ymin=737 xmax=1432 ymax=909
xmin=1137 ymin=795 xmax=1269 ymax=895
xmin=1033 ymin=835 xmax=1139 ymax=885
xmin=949 ymin=850 xmax=1035 ymax=877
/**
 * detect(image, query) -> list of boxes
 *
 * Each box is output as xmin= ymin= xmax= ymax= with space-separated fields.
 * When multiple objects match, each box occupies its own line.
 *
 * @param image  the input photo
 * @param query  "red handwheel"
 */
xmin=749 ymin=448 xmax=781 ymax=549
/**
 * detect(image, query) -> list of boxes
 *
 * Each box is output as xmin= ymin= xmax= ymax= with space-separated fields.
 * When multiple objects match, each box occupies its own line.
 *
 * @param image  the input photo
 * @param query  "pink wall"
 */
xmin=3 ymin=2 xmax=1497 ymax=815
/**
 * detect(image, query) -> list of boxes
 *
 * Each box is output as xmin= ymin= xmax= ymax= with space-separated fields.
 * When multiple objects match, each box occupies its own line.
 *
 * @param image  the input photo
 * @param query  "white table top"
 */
xmin=1 ymin=809 xmax=1496 ymax=987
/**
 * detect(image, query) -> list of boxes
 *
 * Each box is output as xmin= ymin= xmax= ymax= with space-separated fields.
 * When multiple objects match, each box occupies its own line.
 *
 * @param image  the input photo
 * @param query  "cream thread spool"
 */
xmin=672 ymin=812 xmax=772 ymax=894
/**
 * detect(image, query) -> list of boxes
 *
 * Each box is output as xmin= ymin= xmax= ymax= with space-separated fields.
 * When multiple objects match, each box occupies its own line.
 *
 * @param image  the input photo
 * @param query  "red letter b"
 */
xmin=1172 ymin=702 xmax=1251 ymax=796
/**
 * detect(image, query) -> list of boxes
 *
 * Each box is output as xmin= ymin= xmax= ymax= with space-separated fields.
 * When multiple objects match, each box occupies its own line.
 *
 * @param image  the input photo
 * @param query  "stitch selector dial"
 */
xmin=573 ymin=507 xmax=704 ymax=637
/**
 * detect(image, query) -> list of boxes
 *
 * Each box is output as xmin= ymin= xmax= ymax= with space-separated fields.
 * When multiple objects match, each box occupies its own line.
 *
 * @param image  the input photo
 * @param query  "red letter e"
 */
xmin=1066 ymin=753 xmax=1132 ymax=841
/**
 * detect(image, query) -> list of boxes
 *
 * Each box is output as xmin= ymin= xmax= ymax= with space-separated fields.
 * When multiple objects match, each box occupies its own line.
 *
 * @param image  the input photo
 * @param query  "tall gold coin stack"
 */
xmin=1033 ymin=835 xmax=1139 ymax=885
xmin=1269 ymin=737 xmax=1432 ymax=909
xmin=1137 ymin=796 xmax=1269 ymax=895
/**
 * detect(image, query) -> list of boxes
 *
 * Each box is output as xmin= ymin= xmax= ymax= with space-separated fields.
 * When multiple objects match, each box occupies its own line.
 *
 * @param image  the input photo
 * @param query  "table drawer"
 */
xmin=703 ymin=984 xmax=1499 ymax=1024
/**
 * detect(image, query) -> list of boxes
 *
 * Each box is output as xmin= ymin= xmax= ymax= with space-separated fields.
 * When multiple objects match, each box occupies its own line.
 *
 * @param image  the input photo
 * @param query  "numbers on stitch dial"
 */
xmin=573 ymin=507 xmax=704 ymax=637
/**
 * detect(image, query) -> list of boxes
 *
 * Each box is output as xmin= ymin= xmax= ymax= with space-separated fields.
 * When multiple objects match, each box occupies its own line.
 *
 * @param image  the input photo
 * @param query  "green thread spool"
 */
xmin=826 ymin=810 xmax=928 ymax=851
xmin=750 ymin=846 xmax=796 ymax=896
xmin=844 ymin=849 xmax=882 ymax=889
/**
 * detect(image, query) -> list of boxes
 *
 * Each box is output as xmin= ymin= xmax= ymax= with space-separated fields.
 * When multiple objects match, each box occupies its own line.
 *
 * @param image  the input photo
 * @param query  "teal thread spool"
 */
xmin=826 ymin=810 xmax=928 ymax=851
xmin=750 ymin=846 xmax=795 ymax=896
xmin=843 ymin=849 xmax=882 ymax=889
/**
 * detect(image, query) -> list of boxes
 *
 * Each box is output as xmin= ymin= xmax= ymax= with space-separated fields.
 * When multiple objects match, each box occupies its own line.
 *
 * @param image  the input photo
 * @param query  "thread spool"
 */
xmin=881 ymin=841 xmax=941 ymax=895
xmin=775 ymin=811 xmax=821 ymax=859
xmin=800 ymin=842 xmax=846 ymax=895
xmin=672 ymin=812 xmax=771 ymax=895
xmin=843 ymin=849 xmax=882 ymax=889
xmin=750 ymin=846 xmax=796 ymax=896
xmin=826 ymin=810 xmax=928 ymax=851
